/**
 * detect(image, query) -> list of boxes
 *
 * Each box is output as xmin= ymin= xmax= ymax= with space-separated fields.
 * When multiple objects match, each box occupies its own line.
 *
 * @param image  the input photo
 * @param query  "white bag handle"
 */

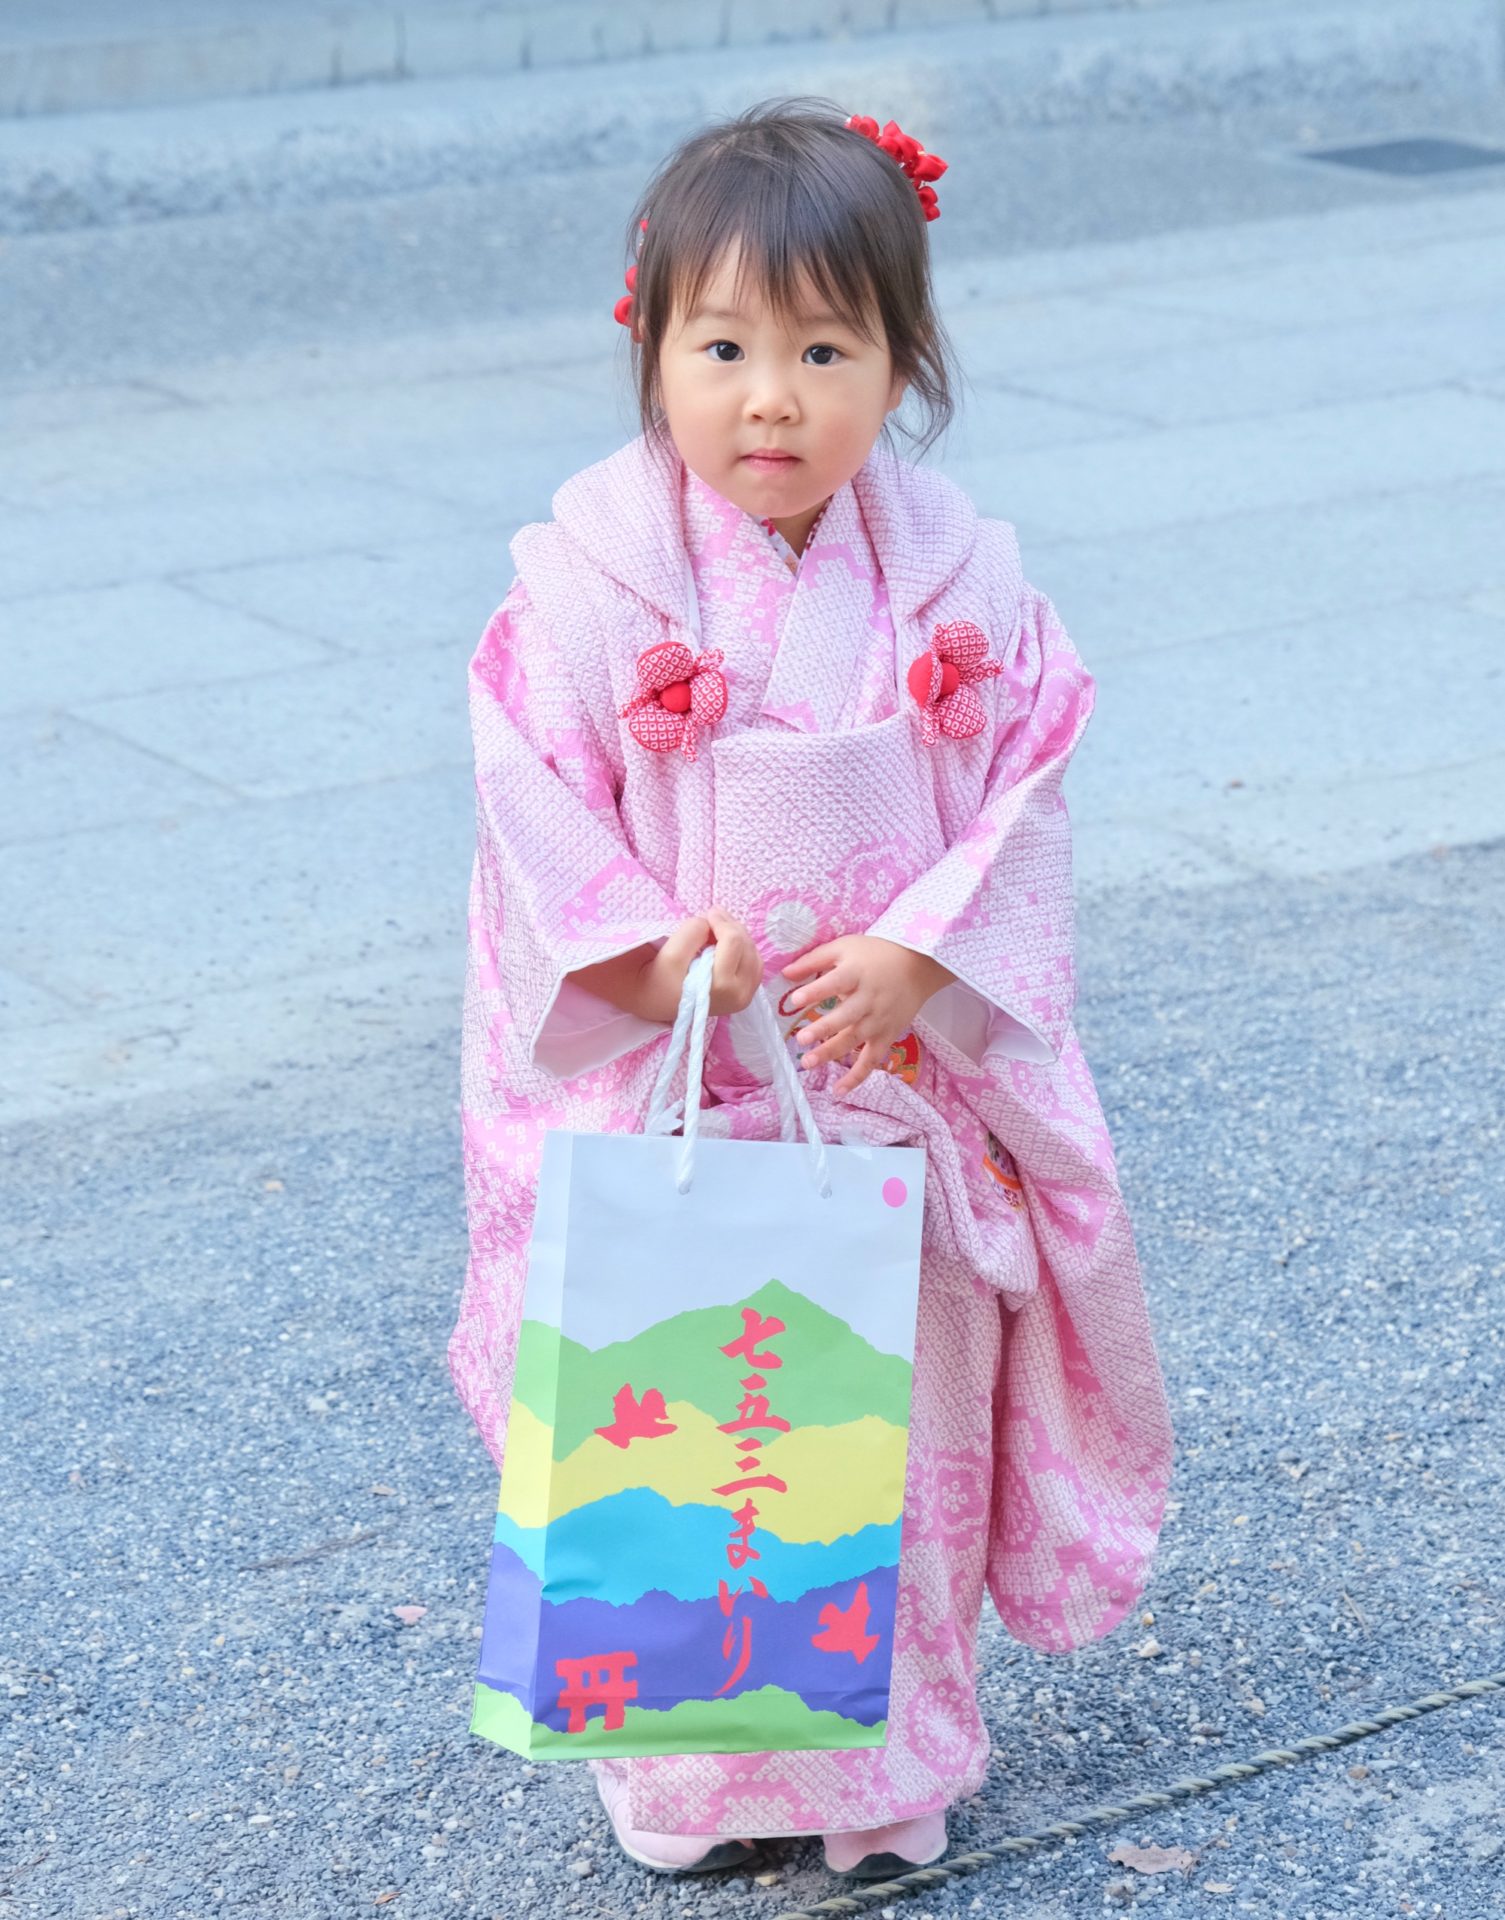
xmin=644 ymin=947 xmax=833 ymax=1198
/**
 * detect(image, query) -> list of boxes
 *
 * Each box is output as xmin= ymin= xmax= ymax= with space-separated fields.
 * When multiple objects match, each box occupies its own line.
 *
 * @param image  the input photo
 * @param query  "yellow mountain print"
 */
xmin=497 ymin=1401 xmax=907 ymax=1543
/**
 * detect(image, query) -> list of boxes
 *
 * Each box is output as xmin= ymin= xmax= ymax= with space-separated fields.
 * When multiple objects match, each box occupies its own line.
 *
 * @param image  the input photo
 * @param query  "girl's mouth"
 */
xmin=741 ymin=452 xmax=800 ymax=471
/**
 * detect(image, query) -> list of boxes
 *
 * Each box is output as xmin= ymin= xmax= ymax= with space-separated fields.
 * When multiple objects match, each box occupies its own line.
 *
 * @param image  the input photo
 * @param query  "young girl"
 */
xmin=449 ymin=96 xmax=1173 ymax=1880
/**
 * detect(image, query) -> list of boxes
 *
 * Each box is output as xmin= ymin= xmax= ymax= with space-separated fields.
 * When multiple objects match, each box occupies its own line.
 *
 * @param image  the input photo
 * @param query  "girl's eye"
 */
xmin=702 ymin=341 xmax=845 ymax=365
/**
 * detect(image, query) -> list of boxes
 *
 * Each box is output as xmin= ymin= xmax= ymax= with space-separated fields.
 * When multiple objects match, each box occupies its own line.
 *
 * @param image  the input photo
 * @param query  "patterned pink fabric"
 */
xmin=449 ymin=432 xmax=1173 ymax=1835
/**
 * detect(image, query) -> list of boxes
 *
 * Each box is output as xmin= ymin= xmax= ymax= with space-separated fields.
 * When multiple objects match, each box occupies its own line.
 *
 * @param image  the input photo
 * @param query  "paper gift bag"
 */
xmin=470 ymin=950 xmax=926 ymax=1760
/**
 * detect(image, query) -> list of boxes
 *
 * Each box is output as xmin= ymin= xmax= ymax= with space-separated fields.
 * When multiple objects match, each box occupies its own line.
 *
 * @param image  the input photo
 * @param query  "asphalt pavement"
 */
xmin=2 ymin=841 xmax=1501 ymax=1919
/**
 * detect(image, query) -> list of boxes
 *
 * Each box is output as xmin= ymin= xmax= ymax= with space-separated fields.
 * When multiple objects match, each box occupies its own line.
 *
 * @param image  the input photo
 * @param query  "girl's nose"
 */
xmin=746 ymin=383 xmax=798 ymax=424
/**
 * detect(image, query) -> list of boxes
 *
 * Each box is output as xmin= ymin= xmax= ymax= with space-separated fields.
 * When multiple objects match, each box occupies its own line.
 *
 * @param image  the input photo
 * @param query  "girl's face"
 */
xmin=657 ymin=242 xmax=906 ymax=550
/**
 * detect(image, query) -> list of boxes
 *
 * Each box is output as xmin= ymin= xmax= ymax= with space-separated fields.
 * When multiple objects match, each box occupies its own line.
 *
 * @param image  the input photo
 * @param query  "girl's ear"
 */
xmin=886 ymin=373 xmax=909 ymax=414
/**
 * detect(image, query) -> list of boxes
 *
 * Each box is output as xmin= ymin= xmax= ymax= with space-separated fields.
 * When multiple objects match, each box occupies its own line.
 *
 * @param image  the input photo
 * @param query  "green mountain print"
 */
xmin=513 ymin=1277 xmax=914 ymax=1457
xmin=471 ymin=1676 xmax=886 ymax=1759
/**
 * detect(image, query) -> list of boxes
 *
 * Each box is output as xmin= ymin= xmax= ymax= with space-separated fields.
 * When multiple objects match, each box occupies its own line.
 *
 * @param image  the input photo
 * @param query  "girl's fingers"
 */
xmin=788 ymin=964 xmax=860 ymax=1012
xmin=799 ymin=1022 xmax=862 ymax=1070
xmin=794 ymin=996 xmax=870 ymax=1051
xmin=703 ymin=932 xmax=763 ymax=1014
xmin=704 ymin=909 xmax=763 ymax=1008
xmin=663 ymin=917 xmax=711 ymax=975
xmin=792 ymin=1013 xmax=839 ymax=1051
xmin=834 ymin=1039 xmax=883 ymax=1096
xmin=783 ymin=940 xmax=840 ymax=981
xmin=712 ymin=941 xmax=745 ymax=1006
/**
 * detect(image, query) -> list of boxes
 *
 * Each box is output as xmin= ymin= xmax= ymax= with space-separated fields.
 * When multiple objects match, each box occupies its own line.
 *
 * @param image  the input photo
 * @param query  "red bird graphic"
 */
xmin=810 ymin=1581 xmax=881 ymax=1664
xmin=594 ymin=1383 xmax=678 ymax=1450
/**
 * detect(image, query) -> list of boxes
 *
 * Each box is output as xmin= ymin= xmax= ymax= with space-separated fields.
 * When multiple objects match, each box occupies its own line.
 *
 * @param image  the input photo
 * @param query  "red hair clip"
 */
xmin=612 ymin=120 xmax=943 ymax=325
xmin=846 ymin=113 xmax=947 ymax=222
xmin=614 ymin=216 xmax=648 ymax=328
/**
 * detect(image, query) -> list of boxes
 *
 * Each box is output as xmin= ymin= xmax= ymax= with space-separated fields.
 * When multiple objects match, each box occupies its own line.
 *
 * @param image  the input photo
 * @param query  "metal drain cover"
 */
xmin=1304 ymin=136 xmax=1505 ymax=176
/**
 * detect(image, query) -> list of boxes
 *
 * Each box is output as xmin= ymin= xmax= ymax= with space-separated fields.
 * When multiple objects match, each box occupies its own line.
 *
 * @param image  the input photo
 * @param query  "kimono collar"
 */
xmin=549 ymin=432 xmax=979 ymax=634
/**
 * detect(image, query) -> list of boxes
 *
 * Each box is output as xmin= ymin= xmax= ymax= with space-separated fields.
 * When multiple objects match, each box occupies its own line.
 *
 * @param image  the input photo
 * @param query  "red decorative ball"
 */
xmin=906 ymin=651 xmax=937 ymax=705
xmin=659 ymin=680 xmax=693 ymax=714
xmin=907 ymin=652 xmax=962 ymax=705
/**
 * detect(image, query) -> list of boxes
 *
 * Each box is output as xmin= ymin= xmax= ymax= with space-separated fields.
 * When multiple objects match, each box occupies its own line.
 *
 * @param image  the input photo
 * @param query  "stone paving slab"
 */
xmin=0 ymin=951 xmax=465 ymax=1119
xmin=0 ymin=708 xmax=238 ymax=846
xmin=945 ymin=287 xmax=1263 ymax=383
xmin=942 ymin=381 xmax=1147 ymax=454
xmin=2 ymin=578 xmax=338 ymax=713
xmin=995 ymin=296 xmax=1505 ymax=429
xmin=0 ymin=761 xmax=470 ymax=1019
xmin=0 ymin=375 xmax=189 ymax=438
xmin=177 ymin=538 xmax=515 ymax=658
xmin=0 ymin=962 xmax=73 ymax=1022
xmin=1078 ymin=597 xmax=1504 ymax=806
xmin=1107 ymin=224 xmax=1505 ymax=328
xmin=0 ymin=471 xmax=495 ymax=600
xmin=1024 ymin=475 xmax=1505 ymax=658
xmin=72 ymin=640 xmax=472 ymax=802
xmin=960 ymin=386 xmax=1505 ymax=542
xmin=942 ymin=170 xmax=1505 ymax=302
xmin=1086 ymin=749 xmax=1505 ymax=883
xmin=1 ymin=363 xmax=615 ymax=511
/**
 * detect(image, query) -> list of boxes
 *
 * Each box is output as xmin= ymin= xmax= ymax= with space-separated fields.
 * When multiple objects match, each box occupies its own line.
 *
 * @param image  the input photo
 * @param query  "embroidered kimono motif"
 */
xmin=450 ymin=433 xmax=1173 ymax=1836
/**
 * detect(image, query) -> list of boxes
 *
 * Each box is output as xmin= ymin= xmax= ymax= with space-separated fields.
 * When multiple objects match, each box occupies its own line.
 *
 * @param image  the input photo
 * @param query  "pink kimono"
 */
xmin=450 ymin=430 xmax=1173 ymax=1836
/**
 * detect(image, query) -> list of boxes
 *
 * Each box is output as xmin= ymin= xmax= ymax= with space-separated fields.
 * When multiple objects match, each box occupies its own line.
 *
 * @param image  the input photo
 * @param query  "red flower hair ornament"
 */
xmin=614 ymin=115 xmax=946 ymax=324
xmin=906 ymin=620 xmax=1001 ymax=744
xmin=621 ymin=641 xmax=728 ymax=760
xmin=614 ymin=215 xmax=649 ymax=330
xmin=845 ymin=113 xmax=947 ymax=222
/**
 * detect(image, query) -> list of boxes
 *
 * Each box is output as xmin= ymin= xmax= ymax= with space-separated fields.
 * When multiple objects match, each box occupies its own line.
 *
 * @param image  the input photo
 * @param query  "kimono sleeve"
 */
xmin=868 ymin=585 xmax=1093 ymax=1067
xmin=469 ymin=578 xmax=684 ymax=1078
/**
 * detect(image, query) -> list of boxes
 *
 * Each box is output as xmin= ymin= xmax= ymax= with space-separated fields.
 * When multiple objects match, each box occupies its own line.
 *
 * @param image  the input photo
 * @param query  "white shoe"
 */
xmin=823 ymin=1809 xmax=948 ymax=1879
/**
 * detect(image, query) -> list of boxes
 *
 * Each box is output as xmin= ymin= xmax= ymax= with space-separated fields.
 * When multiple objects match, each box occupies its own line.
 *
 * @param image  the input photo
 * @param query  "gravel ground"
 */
xmin=2 ymin=836 xmax=1501 ymax=1920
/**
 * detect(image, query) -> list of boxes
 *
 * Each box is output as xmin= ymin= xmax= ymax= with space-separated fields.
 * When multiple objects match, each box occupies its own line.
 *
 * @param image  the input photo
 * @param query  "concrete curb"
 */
xmin=0 ymin=0 xmax=1241 ymax=121
xmin=1 ymin=0 xmax=1501 ymax=236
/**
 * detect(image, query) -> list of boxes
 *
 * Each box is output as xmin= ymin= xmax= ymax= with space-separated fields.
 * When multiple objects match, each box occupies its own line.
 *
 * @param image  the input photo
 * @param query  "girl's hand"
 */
xmin=703 ymin=907 xmax=763 ymax=1016
xmin=782 ymin=936 xmax=955 ymax=1095
xmin=633 ymin=909 xmax=762 ymax=1022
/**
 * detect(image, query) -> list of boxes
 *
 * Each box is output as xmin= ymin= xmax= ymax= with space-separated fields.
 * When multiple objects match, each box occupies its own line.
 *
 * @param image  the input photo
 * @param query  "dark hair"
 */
xmin=621 ymin=96 xmax=959 ymax=460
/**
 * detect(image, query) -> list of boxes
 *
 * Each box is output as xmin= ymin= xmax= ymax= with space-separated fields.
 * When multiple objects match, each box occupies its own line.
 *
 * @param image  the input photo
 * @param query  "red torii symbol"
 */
xmin=554 ymin=1650 xmax=639 ymax=1733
